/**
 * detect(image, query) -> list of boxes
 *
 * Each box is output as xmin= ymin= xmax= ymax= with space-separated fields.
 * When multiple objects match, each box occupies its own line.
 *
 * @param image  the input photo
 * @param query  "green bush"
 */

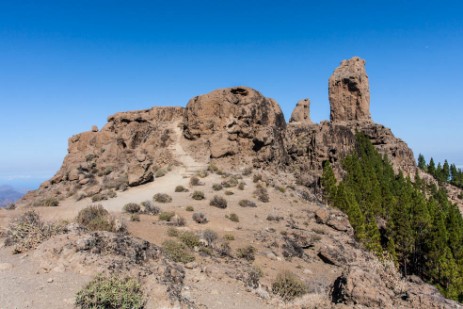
xmin=179 ymin=231 xmax=200 ymax=248
xmin=75 ymin=274 xmax=144 ymax=309
xmin=123 ymin=203 xmax=141 ymax=214
xmin=167 ymin=227 xmax=179 ymax=237
xmin=192 ymin=191 xmax=205 ymax=200
xmin=210 ymin=195 xmax=227 ymax=209
xmin=159 ymin=211 xmax=175 ymax=221
xmin=162 ymin=240 xmax=195 ymax=263
xmin=153 ymin=193 xmax=172 ymax=203
xmin=271 ymin=271 xmax=307 ymax=301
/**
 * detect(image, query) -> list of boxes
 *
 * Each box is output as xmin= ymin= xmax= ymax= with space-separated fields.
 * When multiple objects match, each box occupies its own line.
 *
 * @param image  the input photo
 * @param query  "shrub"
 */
xmin=175 ymin=185 xmax=188 ymax=192
xmin=4 ymin=210 xmax=65 ymax=253
xmin=141 ymin=200 xmax=160 ymax=215
xmin=159 ymin=211 xmax=175 ymax=221
xmin=192 ymin=191 xmax=205 ymax=200
xmin=223 ymin=234 xmax=235 ymax=241
xmin=271 ymin=271 xmax=307 ymax=301
xmin=212 ymin=183 xmax=223 ymax=191
xmin=239 ymin=199 xmax=256 ymax=207
xmin=92 ymin=194 xmax=107 ymax=202
xmin=276 ymin=186 xmax=286 ymax=193
xmin=254 ymin=187 xmax=269 ymax=203
xmin=238 ymin=182 xmax=246 ymax=190
xmin=162 ymin=240 xmax=195 ymax=263
xmin=75 ymin=274 xmax=144 ymax=309
xmin=208 ymin=163 xmax=220 ymax=174
xmin=153 ymin=193 xmax=172 ymax=203
xmin=123 ymin=203 xmax=141 ymax=214
xmin=130 ymin=214 xmax=140 ymax=222
xmin=5 ymin=203 xmax=15 ymax=210
xmin=266 ymin=214 xmax=284 ymax=222
xmin=242 ymin=167 xmax=253 ymax=176
xmin=32 ymin=197 xmax=59 ymax=207
xmin=222 ymin=177 xmax=238 ymax=188
xmin=190 ymin=176 xmax=201 ymax=186
xmin=253 ymin=174 xmax=263 ymax=183
xmin=216 ymin=241 xmax=231 ymax=257
xmin=210 ymin=195 xmax=227 ymax=209
xmin=179 ymin=231 xmax=200 ymax=248
xmin=185 ymin=206 xmax=194 ymax=212
xmin=246 ymin=266 xmax=263 ymax=288
xmin=203 ymin=229 xmax=218 ymax=245
xmin=167 ymin=227 xmax=179 ymax=237
xmin=224 ymin=190 xmax=234 ymax=196
xmin=236 ymin=245 xmax=256 ymax=261
xmin=155 ymin=169 xmax=166 ymax=177
xmin=226 ymin=213 xmax=239 ymax=222
xmin=170 ymin=215 xmax=185 ymax=226
xmin=76 ymin=204 xmax=122 ymax=232
xmin=196 ymin=169 xmax=208 ymax=178
xmin=192 ymin=212 xmax=207 ymax=224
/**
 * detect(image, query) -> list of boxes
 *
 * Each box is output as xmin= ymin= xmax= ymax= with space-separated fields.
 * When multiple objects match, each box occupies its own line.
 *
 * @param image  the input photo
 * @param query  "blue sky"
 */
xmin=0 ymin=1 xmax=462 ymax=190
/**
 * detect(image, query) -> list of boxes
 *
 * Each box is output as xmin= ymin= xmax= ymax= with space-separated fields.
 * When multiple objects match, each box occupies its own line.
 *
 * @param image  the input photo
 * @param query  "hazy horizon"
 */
xmin=1 ymin=1 xmax=462 ymax=188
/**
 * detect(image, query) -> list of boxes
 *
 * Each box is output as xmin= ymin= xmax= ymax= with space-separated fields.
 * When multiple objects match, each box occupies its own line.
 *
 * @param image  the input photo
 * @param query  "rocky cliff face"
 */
xmin=22 ymin=57 xmax=415 ymax=203
xmin=329 ymin=57 xmax=371 ymax=123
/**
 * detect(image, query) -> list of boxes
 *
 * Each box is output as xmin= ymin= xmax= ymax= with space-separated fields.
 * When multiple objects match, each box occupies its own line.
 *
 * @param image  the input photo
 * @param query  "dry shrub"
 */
xmin=242 ymin=167 xmax=253 ymax=176
xmin=179 ymin=231 xmax=200 ymax=248
xmin=130 ymin=214 xmax=140 ymax=222
xmin=254 ymin=187 xmax=269 ymax=203
xmin=226 ymin=213 xmax=239 ymax=222
xmin=221 ymin=177 xmax=238 ymax=188
xmin=175 ymin=185 xmax=188 ymax=192
xmin=123 ymin=203 xmax=141 ymax=214
xmin=141 ymin=200 xmax=160 ymax=215
xmin=32 ymin=197 xmax=59 ymax=207
xmin=212 ymin=183 xmax=223 ymax=191
xmin=153 ymin=193 xmax=172 ymax=203
xmin=202 ymin=229 xmax=218 ymax=245
xmin=210 ymin=195 xmax=227 ymax=209
xmin=239 ymin=199 xmax=256 ymax=207
xmin=185 ymin=206 xmax=194 ymax=212
xmin=192 ymin=191 xmax=205 ymax=200
xmin=192 ymin=212 xmax=207 ymax=224
xmin=189 ymin=176 xmax=201 ymax=186
xmin=272 ymin=270 xmax=308 ymax=301
xmin=159 ymin=211 xmax=175 ymax=221
xmin=4 ymin=210 xmax=65 ymax=253
xmin=76 ymin=204 xmax=124 ymax=233
xmin=236 ymin=245 xmax=256 ymax=261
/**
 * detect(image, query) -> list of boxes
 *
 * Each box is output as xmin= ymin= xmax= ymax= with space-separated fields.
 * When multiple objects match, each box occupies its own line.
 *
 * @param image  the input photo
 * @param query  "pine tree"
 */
xmin=418 ymin=154 xmax=427 ymax=171
xmin=443 ymin=160 xmax=450 ymax=182
xmin=428 ymin=157 xmax=436 ymax=176
xmin=321 ymin=161 xmax=337 ymax=204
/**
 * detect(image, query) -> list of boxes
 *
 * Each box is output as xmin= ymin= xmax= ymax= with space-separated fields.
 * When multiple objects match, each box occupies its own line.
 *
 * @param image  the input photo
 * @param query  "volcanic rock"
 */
xmin=289 ymin=98 xmax=312 ymax=124
xmin=329 ymin=57 xmax=371 ymax=123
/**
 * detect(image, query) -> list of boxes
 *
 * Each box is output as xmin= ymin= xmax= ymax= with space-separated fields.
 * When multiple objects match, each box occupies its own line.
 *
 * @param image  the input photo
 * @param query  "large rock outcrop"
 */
xmin=183 ymin=86 xmax=288 ymax=166
xmin=289 ymin=98 xmax=312 ymax=124
xmin=329 ymin=57 xmax=371 ymax=123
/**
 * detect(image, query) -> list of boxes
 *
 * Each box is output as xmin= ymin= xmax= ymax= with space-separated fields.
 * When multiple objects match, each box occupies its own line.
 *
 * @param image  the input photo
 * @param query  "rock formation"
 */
xmin=289 ymin=98 xmax=312 ymax=124
xmin=183 ymin=86 xmax=288 ymax=166
xmin=329 ymin=57 xmax=371 ymax=123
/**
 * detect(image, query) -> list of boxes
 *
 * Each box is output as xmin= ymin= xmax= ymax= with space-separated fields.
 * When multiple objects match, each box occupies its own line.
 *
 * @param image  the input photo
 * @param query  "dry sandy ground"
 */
xmin=0 ymin=127 xmax=337 ymax=309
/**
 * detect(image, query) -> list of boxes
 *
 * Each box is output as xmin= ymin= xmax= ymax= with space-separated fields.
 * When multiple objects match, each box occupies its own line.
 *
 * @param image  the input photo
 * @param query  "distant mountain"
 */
xmin=0 ymin=185 xmax=23 ymax=207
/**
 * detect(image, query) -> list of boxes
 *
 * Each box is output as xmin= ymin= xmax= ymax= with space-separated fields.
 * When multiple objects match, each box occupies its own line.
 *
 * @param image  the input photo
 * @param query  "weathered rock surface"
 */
xmin=183 ymin=86 xmax=288 ymax=167
xmin=329 ymin=57 xmax=371 ymax=123
xmin=289 ymin=98 xmax=312 ymax=124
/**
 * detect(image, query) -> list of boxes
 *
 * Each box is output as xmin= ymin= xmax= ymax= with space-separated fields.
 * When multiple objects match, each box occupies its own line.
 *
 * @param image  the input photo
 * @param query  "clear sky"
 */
xmin=1 ymin=0 xmax=462 ymax=190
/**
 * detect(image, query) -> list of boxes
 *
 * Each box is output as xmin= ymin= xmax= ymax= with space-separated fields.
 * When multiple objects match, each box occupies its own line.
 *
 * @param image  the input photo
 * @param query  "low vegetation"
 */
xmin=189 ymin=176 xmax=201 ymax=186
xmin=162 ymin=240 xmax=195 ymax=263
xmin=175 ymin=185 xmax=188 ymax=192
xmin=178 ymin=231 xmax=200 ymax=248
xmin=123 ymin=203 xmax=140 ymax=214
xmin=4 ymin=210 xmax=65 ymax=253
xmin=210 ymin=195 xmax=227 ymax=209
xmin=32 ymin=197 xmax=59 ymax=207
xmin=76 ymin=204 xmax=123 ymax=232
xmin=141 ymin=200 xmax=160 ymax=215
xmin=159 ymin=211 xmax=175 ymax=221
xmin=153 ymin=193 xmax=172 ymax=203
xmin=212 ymin=183 xmax=223 ymax=191
xmin=236 ymin=245 xmax=256 ymax=261
xmin=191 ymin=190 xmax=205 ymax=200
xmin=239 ymin=199 xmax=256 ymax=207
xmin=185 ymin=205 xmax=194 ymax=212
xmin=254 ymin=186 xmax=269 ymax=203
xmin=272 ymin=270 xmax=307 ymax=301
xmin=226 ymin=213 xmax=239 ymax=222
xmin=75 ymin=274 xmax=145 ymax=309
xmin=192 ymin=212 xmax=207 ymax=224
